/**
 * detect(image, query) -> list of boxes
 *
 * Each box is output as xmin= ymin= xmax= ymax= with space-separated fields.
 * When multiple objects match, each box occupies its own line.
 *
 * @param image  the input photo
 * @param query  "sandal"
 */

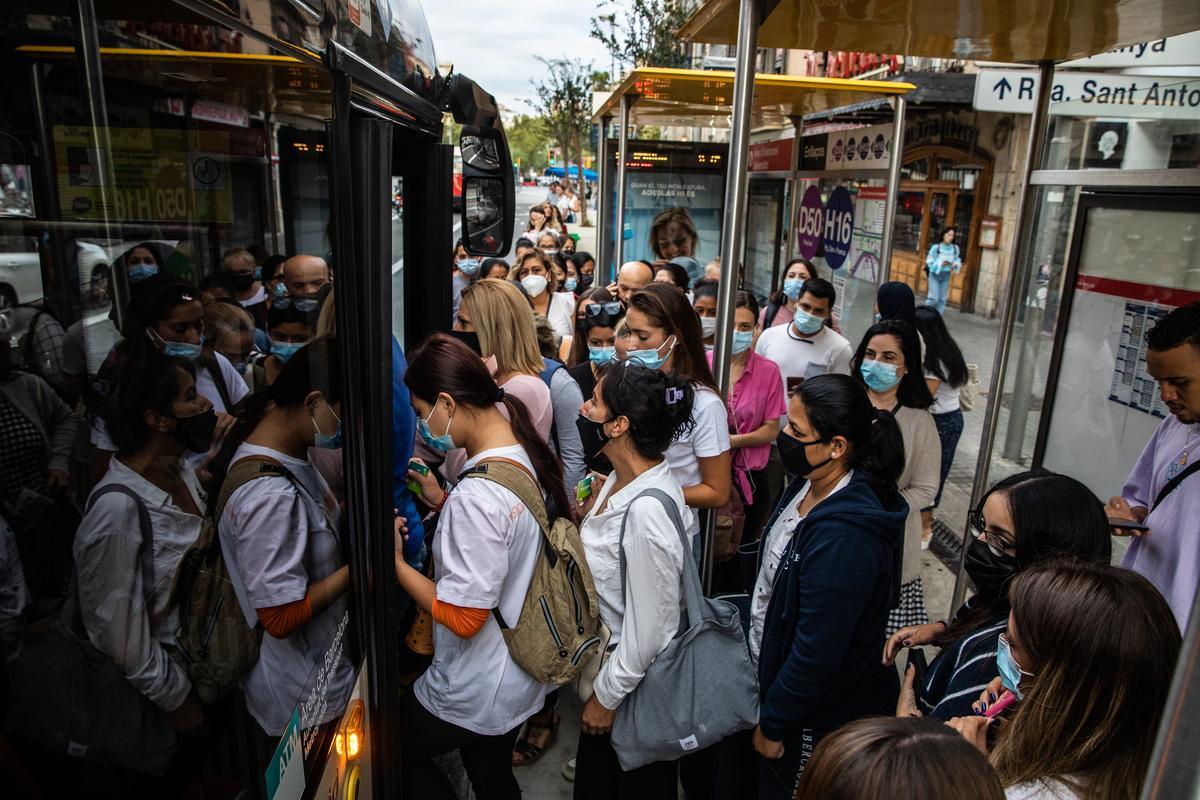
xmin=511 ymin=710 xmax=560 ymax=767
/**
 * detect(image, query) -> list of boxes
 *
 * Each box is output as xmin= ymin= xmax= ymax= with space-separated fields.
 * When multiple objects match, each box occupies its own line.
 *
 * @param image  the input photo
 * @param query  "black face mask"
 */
xmin=171 ymin=408 xmax=218 ymax=453
xmin=963 ymin=537 xmax=1019 ymax=598
xmin=576 ymin=414 xmax=613 ymax=472
xmin=449 ymin=330 xmax=482 ymax=355
xmin=578 ymin=274 xmax=594 ymax=292
xmin=776 ymin=430 xmax=831 ymax=476
xmin=226 ymin=271 xmax=256 ymax=292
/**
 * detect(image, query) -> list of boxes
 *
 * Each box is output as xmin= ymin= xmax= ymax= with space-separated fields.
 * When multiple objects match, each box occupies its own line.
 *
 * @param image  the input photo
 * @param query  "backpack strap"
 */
xmin=1152 ymin=459 xmax=1200 ymax=512
xmin=85 ymin=484 xmax=155 ymax=606
xmin=202 ymin=352 xmax=235 ymax=414
xmin=763 ymin=302 xmax=781 ymax=329
xmin=213 ymin=456 xmax=302 ymax=526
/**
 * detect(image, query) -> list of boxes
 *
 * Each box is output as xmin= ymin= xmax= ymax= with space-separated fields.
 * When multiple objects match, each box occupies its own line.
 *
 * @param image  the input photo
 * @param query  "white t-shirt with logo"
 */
xmin=414 ymin=444 xmax=552 ymax=735
xmin=664 ymin=385 xmax=731 ymax=536
xmin=754 ymin=323 xmax=853 ymax=422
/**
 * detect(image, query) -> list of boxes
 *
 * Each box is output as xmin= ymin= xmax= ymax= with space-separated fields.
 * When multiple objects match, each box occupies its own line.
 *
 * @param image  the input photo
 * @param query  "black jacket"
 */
xmin=756 ymin=470 xmax=907 ymax=741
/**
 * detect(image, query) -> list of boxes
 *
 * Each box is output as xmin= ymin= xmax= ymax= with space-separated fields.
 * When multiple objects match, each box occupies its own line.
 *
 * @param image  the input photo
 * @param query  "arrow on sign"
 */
xmin=994 ymin=77 xmax=1012 ymax=99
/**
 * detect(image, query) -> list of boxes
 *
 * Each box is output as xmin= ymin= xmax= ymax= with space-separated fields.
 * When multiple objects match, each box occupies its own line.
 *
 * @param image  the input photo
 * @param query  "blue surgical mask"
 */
xmin=271 ymin=339 xmax=303 ymax=364
xmin=589 ymin=346 xmax=616 ymax=366
xmin=311 ymin=400 xmax=343 ymax=449
xmin=253 ymin=266 xmax=263 ymax=281
xmin=564 ymin=277 xmax=578 ymax=292
xmin=731 ymin=330 xmax=754 ymax=355
xmin=147 ymin=328 xmax=203 ymax=362
xmin=128 ymin=264 xmax=158 ymax=284
xmin=997 ymin=634 xmax=1032 ymax=700
xmin=458 ymin=258 xmax=481 ymax=277
xmin=272 ymin=282 xmax=287 ymax=298
xmin=860 ymin=359 xmax=901 ymax=393
xmin=792 ymin=310 xmax=824 ymax=336
xmin=417 ymin=401 xmax=455 ymax=453
xmin=782 ymin=278 xmax=805 ymax=300
xmin=625 ymin=336 xmax=676 ymax=370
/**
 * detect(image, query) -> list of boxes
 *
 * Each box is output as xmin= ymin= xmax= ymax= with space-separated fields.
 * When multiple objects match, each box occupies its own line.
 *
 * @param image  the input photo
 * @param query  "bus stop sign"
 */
xmin=823 ymin=186 xmax=854 ymax=269
xmin=796 ymin=185 xmax=824 ymax=260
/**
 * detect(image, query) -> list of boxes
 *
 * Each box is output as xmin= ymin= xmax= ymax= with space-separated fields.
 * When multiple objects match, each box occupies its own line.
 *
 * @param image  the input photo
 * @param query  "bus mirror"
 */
xmin=460 ymin=134 xmax=500 ymax=172
xmin=462 ymin=176 xmax=505 ymax=256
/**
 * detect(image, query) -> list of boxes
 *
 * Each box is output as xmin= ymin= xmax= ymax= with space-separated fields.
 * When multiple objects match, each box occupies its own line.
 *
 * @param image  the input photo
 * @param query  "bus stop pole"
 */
xmin=950 ymin=62 xmax=1055 ymax=613
xmin=595 ymin=114 xmax=613 ymax=281
xmin=614 ymin=95 xmax=633 ymax=274
xmin=785 ymin=115 xmax=803 ymax=264
xmin=707 ymin=0 xmax=762 ymax=594
xmin=878 ymin=95 xmax=907 ymax=283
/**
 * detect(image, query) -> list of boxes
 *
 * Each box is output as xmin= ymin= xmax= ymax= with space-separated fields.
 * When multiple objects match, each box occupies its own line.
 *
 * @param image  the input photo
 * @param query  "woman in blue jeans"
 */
xmin=913 ymin=306 xmax=967 ymax=548
xmin=924 ymin=226 xmax=961 ymax=315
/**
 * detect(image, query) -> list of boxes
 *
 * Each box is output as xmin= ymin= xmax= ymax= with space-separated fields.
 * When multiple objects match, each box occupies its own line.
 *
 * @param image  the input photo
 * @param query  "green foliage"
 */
xmin=589 ymin=0 xmax=689 ymax=72
xmin=507 ymin=114 xmax=551 ymax=173
xmin=529 ymin=57 xmax=595 ymax=222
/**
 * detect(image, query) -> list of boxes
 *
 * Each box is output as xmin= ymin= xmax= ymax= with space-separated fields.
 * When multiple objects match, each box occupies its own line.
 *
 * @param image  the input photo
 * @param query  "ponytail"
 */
xmin=500 ymin=392 xmax=572 ymax=522
xmin=858 ymin=408 xmax=905 ymax=486
xmin=798 ymin=374 xmax=904 ymax=489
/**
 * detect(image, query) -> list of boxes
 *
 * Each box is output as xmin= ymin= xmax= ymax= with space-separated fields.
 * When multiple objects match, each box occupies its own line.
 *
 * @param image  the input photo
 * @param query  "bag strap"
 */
xmin=214 ymin=456 xmax=302 ymax=525
xmin=618 ymin=487 xmax=706 ymax=634
xmin=1152 ymin=459 xmax=1200 ymax=512
xmin=763 ymin=302 xmax=781 ymax=329
xmin=201 ymin=352 xmax=235 ymax=413
xmin=85 ymin=484 xmax=155 ymax=606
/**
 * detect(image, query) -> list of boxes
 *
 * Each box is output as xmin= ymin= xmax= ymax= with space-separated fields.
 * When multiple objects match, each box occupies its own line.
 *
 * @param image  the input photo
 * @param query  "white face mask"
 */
xmin=699 ymin=316 xmax=717 ymax=338
xmin=521 ymin=274 xmax=549 ymax=297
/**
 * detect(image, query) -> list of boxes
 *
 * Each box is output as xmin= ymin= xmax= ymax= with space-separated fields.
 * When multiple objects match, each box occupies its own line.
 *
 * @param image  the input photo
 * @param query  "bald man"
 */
xmin=283 ymin=254 xmax=332 ymax=297
xmin=608 ymin=260 xmax=654 ymax=306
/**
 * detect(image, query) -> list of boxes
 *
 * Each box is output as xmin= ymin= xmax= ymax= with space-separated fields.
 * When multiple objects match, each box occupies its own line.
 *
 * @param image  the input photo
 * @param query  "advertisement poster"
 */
xmin=623 ymin=172 xmax=725 ymax=265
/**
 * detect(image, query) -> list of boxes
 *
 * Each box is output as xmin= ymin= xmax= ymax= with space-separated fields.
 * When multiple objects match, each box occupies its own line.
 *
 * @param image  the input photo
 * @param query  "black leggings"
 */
xmin=399 ymin=690 xmax=523 ymax=800
xmin=574 ymin=730 xmax=677 ymax=799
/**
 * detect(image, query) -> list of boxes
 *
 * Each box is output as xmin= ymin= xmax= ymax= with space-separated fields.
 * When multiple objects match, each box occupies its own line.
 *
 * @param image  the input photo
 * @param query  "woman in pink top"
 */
xmin=759 ymin=258 xmax=820 ymax=329
xmin=709 ymin=291 xmax=788 ymax=548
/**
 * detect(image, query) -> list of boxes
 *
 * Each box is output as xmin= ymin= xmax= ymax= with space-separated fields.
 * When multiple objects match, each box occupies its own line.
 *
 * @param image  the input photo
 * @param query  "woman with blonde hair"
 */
xmin=202 ymin=298 xmax=262 ymax=392
xmin=649 ymin=207 xmax=699 ymax=263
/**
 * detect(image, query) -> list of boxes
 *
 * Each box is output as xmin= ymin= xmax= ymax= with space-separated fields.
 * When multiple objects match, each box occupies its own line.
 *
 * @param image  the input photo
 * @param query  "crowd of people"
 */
xmin=0 ymin=220 xmax=1194 ymax=800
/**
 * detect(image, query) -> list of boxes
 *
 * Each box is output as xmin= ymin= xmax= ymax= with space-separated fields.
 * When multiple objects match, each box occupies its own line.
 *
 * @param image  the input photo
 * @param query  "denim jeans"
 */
xmin=931 ymin=408 xmax=965 ymax=507
xmin=925 ymin=271 xmax=952 ymax=315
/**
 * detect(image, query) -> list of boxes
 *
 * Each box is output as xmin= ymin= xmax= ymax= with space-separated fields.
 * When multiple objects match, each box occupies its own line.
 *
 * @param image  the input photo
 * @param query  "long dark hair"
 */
xmin=797 ymin=374 xmax=905 ymax=488
xmin=937 ymin=469 xmax=1112 ymax=645
xmin=120 ymin=272 xmax=200 ymax=341
xmin=103 ymin=349 xmax=196 ymax=457
xmin=768 ymin=257 xmax=819 ymax=307
xmin=406 ymin=334 xmax=570 ymax=520
xmin=627 ymin=282 xmax=719 ymax=395
xmin=852 ymin=320 xmax=935 ymax=409
xmin=598 ymin=362 xmax=695 ymax=461
xmin=914 ymin=306 xmax=967 ymax=387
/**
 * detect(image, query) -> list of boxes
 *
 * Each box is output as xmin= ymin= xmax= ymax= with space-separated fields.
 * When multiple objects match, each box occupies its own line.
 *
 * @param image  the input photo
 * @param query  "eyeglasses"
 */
xmin=585 ymin=302 xmax=623 ymax=318
xmin=273 ymin=295 xmax=320 ymax=312
xmin=967 ymin=511 xmax=1016 ymax=558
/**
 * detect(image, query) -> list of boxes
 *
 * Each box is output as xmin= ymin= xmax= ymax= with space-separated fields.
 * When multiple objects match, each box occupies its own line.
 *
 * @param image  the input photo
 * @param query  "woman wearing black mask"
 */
xmin=746 ymin=374 xmax=908 ymax=800
xmin=882 ymin=470 xmax=1111 ymax=721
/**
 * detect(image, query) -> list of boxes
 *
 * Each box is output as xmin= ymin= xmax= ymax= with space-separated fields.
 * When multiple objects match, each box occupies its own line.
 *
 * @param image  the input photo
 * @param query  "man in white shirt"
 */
xmin=754 ymin=277 xmax=853 ymax=417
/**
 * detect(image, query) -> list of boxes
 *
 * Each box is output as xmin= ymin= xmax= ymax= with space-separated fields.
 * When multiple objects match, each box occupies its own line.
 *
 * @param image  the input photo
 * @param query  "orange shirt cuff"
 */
xmin=431 ymin=598 xmax=490 ymax=639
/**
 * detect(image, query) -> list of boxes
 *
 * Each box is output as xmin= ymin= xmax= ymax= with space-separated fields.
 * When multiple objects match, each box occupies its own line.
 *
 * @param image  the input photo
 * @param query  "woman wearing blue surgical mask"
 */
xmin=761 ymin=259 xmax=820 ymax=329
xmin=945 ymin=560 xmax=1179 ymax=800
xmin=217 ymin=336 xmax=355 ymax=739
xmin=851 ymin=320 xmax=938 ymax=637
xmin=123 ymin=242 xmax=163 ymax=285
xmin=264 ymin=301 xmax=319 ymax=385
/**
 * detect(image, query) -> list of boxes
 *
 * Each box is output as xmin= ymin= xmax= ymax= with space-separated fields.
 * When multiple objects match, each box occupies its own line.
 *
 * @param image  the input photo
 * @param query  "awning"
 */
xmin=678 ymin=0 xmax=1200 ymax=64
xmin=802 ymin=71 xmax=977 ymax=124
xmin=591 ymin=67 xmax=914 ymax=129
xmin=543 ymin=165 xmax=599 ymax=181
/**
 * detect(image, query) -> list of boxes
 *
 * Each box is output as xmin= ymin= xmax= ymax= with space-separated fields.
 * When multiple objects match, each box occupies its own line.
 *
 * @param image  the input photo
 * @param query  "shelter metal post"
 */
xmin=707 ymin=0 xmax=762 ymax=595
xmin=596 ymin=114 xmax=613 ymax=281
xmin=879 ymin=95 xmax=907 ymax=284
xmin=950 ymin=62 xmax=1055 ymax=613
xmin=614 ymin=95 xmax=634 ymax=273
xmin=1140 ymin=579 xmax=1200 ymax=799
xmin=785 ymin=114 xmax=803 ymax=264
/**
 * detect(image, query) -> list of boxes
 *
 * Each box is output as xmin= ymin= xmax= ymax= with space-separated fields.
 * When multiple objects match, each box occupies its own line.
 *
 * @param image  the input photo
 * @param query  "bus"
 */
xmin=0 ymin=2 xmax=513 ymax=799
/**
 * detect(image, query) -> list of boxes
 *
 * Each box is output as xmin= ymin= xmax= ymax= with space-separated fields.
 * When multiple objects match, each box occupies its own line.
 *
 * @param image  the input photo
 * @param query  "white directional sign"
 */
xmin=1060 ymin=31 xmax=1200 ymax=69
xmin=973 ymin=70 xmax=1200 ymax=120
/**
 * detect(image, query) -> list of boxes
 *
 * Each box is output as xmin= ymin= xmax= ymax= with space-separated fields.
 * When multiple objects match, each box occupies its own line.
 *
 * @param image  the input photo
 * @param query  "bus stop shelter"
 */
xmin=679 ymin=1 xmax=1200 ymax=795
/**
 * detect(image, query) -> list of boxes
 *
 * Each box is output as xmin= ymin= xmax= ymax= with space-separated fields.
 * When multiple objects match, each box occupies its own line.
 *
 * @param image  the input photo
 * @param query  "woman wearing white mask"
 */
xmin=514 ymin=249 xmax=575 ymax=340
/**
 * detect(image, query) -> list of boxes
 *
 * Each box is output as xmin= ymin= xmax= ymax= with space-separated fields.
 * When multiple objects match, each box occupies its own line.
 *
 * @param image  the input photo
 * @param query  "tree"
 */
xmin=589 ymin=0 xmax=689 ymax=72
xmin=529 ymin=57 xmax=595 ymax=226
xmin=506 ymin=114 xmax=552 ymax=175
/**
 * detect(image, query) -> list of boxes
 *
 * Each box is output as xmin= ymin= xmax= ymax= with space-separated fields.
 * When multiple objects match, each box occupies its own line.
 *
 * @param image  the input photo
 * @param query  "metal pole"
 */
xmin=950 ymin=62 xmax=1055 ymax=613
xmin=785 ymin=115 xmax=803 ymax=264
xmin=596 ymin=114 xmax=612 ymax=280
xmin=707 ymin=0 xmax=761 ymax=595
xmin=614 ymin=95 xmax=633 ymax=277
xmin=879 ymin=95 xmax=907 ymax=284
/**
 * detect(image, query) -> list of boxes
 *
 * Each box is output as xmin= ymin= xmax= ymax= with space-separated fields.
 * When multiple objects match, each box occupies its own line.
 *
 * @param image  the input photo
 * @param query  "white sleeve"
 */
xmin=830 ymin=339 xmax=854 ymax=376
xmin=435 ymin=487 xmax=516 ymax=608
xmin=690 ymin=390 xmax=731 ymax=458
xmin=222 ymin=482 xmax=312 ymax=617
xmin=215 ymin=352 xmax=250 ymax=404
xmin=592 ymin=497 xmax=687 ymax=709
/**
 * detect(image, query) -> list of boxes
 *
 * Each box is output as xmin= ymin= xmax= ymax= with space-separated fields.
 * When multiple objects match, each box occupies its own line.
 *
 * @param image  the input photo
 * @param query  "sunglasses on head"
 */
xmin=585 ymin=302 xmax=623 ymax=318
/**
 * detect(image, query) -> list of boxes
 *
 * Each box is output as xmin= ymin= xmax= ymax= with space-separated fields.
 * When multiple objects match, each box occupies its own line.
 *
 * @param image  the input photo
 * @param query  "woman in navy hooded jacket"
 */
xmin=747 ymin=374 xmax=908 ymax=800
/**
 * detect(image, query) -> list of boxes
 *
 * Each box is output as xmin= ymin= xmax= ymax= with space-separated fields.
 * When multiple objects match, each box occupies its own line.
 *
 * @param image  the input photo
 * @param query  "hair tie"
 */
xmin=665 ymin=387 xmax=684 ymax=405
xmin=495 ymin=387 xmax=505 ymax=403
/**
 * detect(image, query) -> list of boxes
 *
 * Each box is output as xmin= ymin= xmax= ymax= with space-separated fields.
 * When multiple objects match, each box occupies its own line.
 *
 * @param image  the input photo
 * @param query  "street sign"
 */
xmin=822 ymin=187 xmax=854 ymax=270
xmin=973 ymin=70 xmax=1200 ymax=120
xmin=1060 ymin=31 xmax=1200 ymax=69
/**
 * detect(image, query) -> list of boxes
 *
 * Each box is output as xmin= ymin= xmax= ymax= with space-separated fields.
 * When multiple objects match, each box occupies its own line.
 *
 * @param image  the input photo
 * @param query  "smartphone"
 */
xmin=905 ymin=648 xmax=928 ymax=692
xmin=575 ymin=475 xmax=594 ymax=503
xmin=1108 ymin=516 xmax=1149 ymax=532
xmin=407 ymin=460 xmax=430 ymax=495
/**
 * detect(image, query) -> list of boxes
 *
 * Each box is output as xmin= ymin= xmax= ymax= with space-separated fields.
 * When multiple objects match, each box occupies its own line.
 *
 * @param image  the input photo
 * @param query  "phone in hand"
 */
xmin=407 ymin=460 xmax=430 ymax=495
xmin=1108 ymin=516 xmax=1149 ymax=532
xmin=575 ymin=475 xmax=594 ymax=503
xmin=906 ymin=648 xmax=928 ymax=693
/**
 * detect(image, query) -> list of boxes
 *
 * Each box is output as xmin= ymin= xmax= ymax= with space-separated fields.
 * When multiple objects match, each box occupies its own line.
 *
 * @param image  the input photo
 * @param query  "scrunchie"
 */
xmin=495 ymin=387 xmax=506 ymax=403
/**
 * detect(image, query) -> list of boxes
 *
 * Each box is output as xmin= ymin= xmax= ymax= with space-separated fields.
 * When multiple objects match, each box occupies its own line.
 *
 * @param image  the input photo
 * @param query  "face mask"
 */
xmin=732 ymin=330 xmax=754 ymax=355
xmin=311 ymin=400 xmax=343 ymax=450
xmin=860 ymin=360 xmax=901 ymax=393
xmin=521 ymin=274 xmax=549 ymax=297
xmin=458 ymin=258 xmax=481 ymax=277
xmin=253 ymin=266 xmax=263 ymax=281
xmin=964 ymin=537 xmax=1019 ymax=598
xmin=783 ymin=278 xmax=805 ymax=300
xmin=776 ymin=430 xmax=832 ymax=476
xmin=148 ymin=329 xmax=203 ymax=362
xmin=792 ymin=310 xmax=824 ymax=336
xmin=626 ymin=336 xmax=676 ymax=370
xmin=227 ymin=271 xmax=255 ymax=292
xmin=449 ymin=329 xmax=482 ymax=355
xmin=170 ymin=407 xmax=218 ymax=453
xmin=128 ymin=264 xmax=158 ymax=284
xmin=699 ymin=316 xmax=717 ymax=338
xmin=564 ymin=277 xmax=578 ymax=292
xmin=271 ymin=339 xmax=303 ymax=364
xmin=997 ymin=634 xmax=1032 ymax=699
xmin=578 ymin=274 xmax=594 ymax=292
xmin=272 ymin=282 xmax=287 ymax=298
xmin=417 ymin=401 xmax=454 ymax=453
xmin=589 ymin=346 xmax=616 ymax=367
xmin=576 ymin=413 xmax=611 ymax=467
xmin=543 ymin=249 xmax=558 ymax=257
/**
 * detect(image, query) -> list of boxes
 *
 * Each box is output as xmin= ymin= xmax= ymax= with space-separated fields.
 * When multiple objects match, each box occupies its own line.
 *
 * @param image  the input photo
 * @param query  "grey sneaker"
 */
xmin=561 ymin=756 xmax=576 ymax=782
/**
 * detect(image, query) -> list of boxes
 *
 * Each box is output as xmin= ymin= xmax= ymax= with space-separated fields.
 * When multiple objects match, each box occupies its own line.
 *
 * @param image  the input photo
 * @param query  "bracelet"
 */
xmin=429 ymin=490 xmax=448 ymax=515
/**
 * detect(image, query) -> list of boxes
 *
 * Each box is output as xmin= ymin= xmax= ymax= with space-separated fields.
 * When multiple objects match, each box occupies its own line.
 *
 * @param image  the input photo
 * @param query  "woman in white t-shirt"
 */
xmin=572 ymin=363 xmax=697 ymax=796
xmin=393 ymin=333 xmax=569 ymax=800
xmin=620 ymin=283 xmax=731 ymax=543
xmin=514 ymin=248 xmax=575 ymax=340
xmin=217 ymin=337 xmax=354 ymax=737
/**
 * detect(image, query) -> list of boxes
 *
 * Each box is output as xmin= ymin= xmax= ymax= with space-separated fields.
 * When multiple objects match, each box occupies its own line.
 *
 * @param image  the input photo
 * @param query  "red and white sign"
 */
xmin=748 ymin=139 xmax=794 ymax=172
